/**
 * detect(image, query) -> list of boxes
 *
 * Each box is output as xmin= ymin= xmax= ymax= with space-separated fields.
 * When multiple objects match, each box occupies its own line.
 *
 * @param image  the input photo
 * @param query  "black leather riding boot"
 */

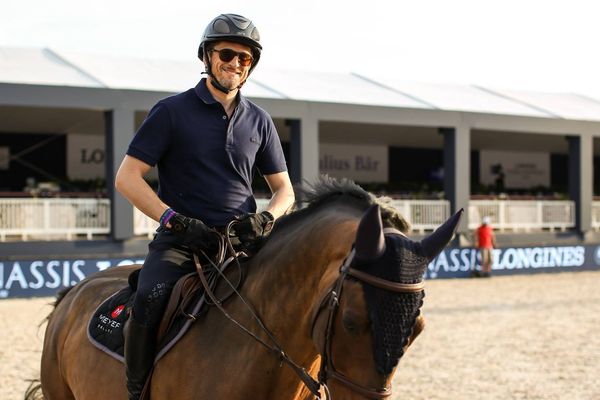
xmin=124 ymin=317 xmax=156 ymax=400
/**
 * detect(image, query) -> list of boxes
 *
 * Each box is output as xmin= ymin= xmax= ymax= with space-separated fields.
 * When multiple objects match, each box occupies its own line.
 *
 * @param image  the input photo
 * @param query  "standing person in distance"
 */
xmin=114 ymin=13 xmax=295 ymax=400
xmin=474 ymin=216 xmax=497 ymax=278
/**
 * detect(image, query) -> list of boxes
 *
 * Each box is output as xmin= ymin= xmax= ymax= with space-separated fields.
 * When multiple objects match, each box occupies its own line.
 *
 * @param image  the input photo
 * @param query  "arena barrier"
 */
xmin=4 ymin=198 xmax=598 ymax=241
xmin=2 ymin=244 xmax=600 ymax=299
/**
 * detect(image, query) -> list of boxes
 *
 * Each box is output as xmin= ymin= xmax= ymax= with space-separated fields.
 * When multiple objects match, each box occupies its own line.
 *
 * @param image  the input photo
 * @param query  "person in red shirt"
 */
xmin=474 ymin=216 xmax=497 ymax=277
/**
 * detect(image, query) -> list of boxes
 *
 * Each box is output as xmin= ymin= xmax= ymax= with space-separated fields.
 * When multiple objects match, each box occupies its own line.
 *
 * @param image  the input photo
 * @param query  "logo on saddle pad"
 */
xmin=111 ymin=304 xmax=125 ymax=319
xmin=97 ymin=313 xmax=122 ymax=334
xmin=95 ymin=304 xmax=127 ymax=335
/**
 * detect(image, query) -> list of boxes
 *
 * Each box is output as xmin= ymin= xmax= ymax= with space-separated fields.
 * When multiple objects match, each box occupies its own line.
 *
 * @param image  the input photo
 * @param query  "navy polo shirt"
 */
xmin=127 ymin=78 xmax=287 ymax=227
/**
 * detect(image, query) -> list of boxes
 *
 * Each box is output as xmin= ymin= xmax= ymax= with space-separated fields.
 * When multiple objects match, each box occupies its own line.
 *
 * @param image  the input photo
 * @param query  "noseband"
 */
xmin=314 ymin=227 xmax=425 ymax=399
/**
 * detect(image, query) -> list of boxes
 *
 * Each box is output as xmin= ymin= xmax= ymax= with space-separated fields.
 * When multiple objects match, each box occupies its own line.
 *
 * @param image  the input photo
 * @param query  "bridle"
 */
xmin=313 ymin=227 xmax=425 ymax=399
xmin=193 ymin=226 xmax=425 ymax=400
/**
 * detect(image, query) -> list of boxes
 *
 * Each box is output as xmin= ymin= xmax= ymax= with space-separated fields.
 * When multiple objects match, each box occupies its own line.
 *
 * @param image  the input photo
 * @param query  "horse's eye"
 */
xmin=342 ymin=316 xmax=359 ymax=336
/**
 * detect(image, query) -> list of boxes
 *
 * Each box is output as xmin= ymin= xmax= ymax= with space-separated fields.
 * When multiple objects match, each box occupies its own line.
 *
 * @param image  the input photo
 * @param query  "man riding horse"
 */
xmin=114 ymin=13 xmax=294 ymax=400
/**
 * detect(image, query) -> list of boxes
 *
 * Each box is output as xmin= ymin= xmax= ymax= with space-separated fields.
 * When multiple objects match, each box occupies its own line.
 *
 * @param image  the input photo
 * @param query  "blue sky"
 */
xmin=1 ymin=0 xmax=600 ymax=98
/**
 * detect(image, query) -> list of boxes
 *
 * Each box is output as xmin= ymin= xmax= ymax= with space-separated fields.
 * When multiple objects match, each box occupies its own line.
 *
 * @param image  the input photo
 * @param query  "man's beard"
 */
xmin=216 ymin=69 xmax=242 ymax=90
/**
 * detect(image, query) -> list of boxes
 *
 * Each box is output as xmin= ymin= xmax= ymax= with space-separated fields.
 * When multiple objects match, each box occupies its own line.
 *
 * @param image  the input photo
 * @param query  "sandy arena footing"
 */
xmin=1 ymin=270 xmax=599 ymax=400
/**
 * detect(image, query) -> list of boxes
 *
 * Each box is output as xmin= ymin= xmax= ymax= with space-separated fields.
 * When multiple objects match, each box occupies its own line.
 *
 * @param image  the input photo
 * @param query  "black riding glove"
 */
xmin=167 ymin=212 xmax=218 ymax=253
xmin=229 ymin=211 xmax=275 ymax=251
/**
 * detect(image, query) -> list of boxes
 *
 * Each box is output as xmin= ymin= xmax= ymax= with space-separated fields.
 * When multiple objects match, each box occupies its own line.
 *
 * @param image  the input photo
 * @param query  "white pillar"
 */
xmin=299 ymin=116 xmax=320 ymax=185
xmin=442 ymin=124 xmax=471 ymax=234
xmin=105 ymin=108 xmax=135 ymax=241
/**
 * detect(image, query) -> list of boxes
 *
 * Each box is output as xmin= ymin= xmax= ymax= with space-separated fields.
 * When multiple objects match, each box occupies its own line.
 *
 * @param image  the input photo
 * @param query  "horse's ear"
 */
xmin=420 ymin=208 xmax=463 ymax=260
xmin=355 ymin=204 xmax=386 ymax=261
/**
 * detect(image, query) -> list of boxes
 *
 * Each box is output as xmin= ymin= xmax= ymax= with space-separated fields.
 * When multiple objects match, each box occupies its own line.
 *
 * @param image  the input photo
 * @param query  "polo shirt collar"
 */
xmin=195 ymin=78 xmax=248 ymax=109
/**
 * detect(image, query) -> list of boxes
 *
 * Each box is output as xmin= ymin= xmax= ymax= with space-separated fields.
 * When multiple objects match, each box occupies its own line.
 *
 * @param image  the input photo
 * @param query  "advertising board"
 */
xmin=2 ymin=244 xmax=600 ymax=298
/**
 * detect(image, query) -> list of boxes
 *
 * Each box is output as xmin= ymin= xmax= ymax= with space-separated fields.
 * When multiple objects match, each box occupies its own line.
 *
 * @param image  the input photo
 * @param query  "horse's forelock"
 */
xmin=376 ymin=196 xmax=411 ymax=234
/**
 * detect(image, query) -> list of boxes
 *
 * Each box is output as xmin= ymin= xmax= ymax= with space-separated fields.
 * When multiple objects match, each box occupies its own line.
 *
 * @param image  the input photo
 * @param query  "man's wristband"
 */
xmin=261 ymin=210 xmax=275 ymax=222
xmin=160 ymin=208 xmax=176 ymax=227
xmin=261 ymin=211 xmax=275 ymax=232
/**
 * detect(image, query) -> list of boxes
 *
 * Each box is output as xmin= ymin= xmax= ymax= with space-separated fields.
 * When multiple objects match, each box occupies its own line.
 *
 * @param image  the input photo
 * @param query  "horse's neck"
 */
xmin=229 ymin=212 xmax=358 ymax=397
xmin=246 ymin=212 xmax=359 ymax=330
xmin=164 ymin=210 xmax=358 ymax=399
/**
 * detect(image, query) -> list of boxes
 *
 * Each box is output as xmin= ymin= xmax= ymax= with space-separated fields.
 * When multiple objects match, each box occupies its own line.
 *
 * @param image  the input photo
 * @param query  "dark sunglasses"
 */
xmin=210 ymin=48 xmax=253 ymax=67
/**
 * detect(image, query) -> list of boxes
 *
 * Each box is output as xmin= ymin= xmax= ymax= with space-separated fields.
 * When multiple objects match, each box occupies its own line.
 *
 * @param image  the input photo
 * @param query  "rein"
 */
xmin=193 ymin=225 xmax=424 ymax=399
xmin=193 ymin=222 xmax=323 ymax=398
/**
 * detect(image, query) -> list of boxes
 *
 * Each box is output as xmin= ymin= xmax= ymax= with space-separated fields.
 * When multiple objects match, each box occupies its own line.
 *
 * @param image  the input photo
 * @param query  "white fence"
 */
xmin=592 ymin=201 xmax=600 ymax=231
xmin=132 ymin=199 xmax=452 ymax=238
xmin=134 ymin=207 xmax=159 ymax=238
xmin=390 ymin=200 xmax=451 ymax=233
xmin=469 ymin=200 xmax=576 ymax=232
xmin=0 ymin=198 xmax=110 ymax=241
xmin=0 ymin=198 xmax=592 ymax=241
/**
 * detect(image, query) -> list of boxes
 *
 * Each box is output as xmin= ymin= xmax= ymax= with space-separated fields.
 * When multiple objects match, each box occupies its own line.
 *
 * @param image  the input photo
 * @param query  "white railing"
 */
xmin=0 ymin=198 xmax=583 ymax=241
xmin=469 ymin=200 xmax=575 ymax=232
xmin=133 ymin=207 xmax=159 ymax=238
xmin=132 ymin=199 xmax=272 ymax=238
xmin=132 ymin=199 xmax=451 ymax=236
xmin=0 ymin=198 xmax=110 ymax=240
xmin=390 ymin=200 xmax=451 ymax=233
xmin=592 ymin=201 xmax=600 ymax=231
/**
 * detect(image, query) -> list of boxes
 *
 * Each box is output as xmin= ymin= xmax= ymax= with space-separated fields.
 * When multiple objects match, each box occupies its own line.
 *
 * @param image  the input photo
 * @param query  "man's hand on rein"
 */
xmin=161 ymin=208 xmax=218 ymax=252
xmin=229 ymin=211 xmax=275 ymax=250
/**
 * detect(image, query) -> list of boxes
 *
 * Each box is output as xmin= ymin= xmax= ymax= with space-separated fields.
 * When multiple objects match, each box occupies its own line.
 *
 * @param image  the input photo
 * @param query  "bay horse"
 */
xmin=27 ymin=178 xmax=461 ymax=400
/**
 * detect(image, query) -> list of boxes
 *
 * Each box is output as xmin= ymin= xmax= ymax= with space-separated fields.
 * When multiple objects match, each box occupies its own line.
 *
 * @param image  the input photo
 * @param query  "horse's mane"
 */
xmin=274 ymin=176 xmax=410 ymax=233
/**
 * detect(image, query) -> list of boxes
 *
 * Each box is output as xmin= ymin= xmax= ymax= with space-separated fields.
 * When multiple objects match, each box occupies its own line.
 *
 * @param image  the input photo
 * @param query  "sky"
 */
xmin=1 ymin=0 xmax=600 ymax=98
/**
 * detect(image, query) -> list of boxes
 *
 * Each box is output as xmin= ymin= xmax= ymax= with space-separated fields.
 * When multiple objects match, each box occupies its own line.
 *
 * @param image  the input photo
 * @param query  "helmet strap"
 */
xmin=208 ymin=71 xmax=233 ymax=94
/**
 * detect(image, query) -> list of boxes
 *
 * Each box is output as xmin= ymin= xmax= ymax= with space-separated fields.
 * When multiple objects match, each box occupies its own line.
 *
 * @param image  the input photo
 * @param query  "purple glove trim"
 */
xmin=160 ymin=208 xmax=176 ymax=227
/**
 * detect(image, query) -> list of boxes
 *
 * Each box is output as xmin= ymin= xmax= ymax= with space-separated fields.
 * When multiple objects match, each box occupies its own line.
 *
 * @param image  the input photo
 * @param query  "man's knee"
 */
xmin=132 ymin=281 xmax=172 ymax=326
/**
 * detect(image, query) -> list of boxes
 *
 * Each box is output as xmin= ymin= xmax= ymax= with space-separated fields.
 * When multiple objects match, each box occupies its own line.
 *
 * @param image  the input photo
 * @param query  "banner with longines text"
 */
xmin=2 ymin=244 xmax=600 ymax=298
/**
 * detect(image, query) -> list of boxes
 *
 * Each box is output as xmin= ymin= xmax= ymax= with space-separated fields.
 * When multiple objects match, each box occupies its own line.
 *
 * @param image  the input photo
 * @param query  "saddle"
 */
xmin=87 ymin=257 xmax=240 ymax=363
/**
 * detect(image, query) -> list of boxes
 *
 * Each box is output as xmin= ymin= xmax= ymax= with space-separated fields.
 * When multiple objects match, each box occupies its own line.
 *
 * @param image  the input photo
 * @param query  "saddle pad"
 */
xmin=87 ymin=286 xmax=133 ymax=361
xmin=87 ymin=277 xmax=207 ymax=364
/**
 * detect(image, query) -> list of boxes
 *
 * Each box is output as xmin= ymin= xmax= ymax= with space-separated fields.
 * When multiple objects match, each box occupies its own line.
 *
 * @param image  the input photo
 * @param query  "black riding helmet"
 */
xmin=198 ymin=14 xmax=262 ymax=94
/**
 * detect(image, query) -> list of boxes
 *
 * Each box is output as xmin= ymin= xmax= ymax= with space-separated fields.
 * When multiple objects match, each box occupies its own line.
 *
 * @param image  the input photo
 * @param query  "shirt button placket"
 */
xmin=223 ymin=113 xmax=233 ymax=148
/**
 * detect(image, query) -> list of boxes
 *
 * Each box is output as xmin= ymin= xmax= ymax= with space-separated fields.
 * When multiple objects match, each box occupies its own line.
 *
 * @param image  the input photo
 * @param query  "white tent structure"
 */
xmin=1 ymin=46 xmax=599 ymax=241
